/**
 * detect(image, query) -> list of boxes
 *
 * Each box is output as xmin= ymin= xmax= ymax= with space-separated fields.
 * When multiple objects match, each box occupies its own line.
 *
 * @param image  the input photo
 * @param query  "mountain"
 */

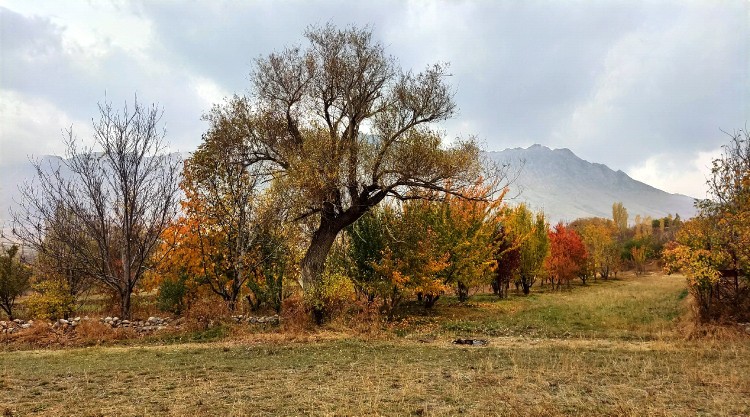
xmin=1 ymin=147 xmax=696 ymax=234
xmin=0 ymin=153 xmax=187 ymax=238
xmin=485 ymin=144 xmax=697 ymax=224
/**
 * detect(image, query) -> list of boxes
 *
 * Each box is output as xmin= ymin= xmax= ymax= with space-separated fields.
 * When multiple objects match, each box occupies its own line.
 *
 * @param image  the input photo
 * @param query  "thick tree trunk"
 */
xmin=300 ymin=219 xmax=342 ymax=324
xmin=301 ymin=225 xmax=340 ymax=292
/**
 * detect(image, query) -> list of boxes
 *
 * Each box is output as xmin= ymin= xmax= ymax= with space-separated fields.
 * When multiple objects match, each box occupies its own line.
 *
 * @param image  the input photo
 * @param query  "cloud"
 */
xmin=551 ymin=2 xmax=747 ymax=166
xmin=0 ymin=6 xmax=220 ymax=156
xmin=628 ymin=147 xmax=722 ymax=199
xmin=0 ymin=90 xmax=92 ymax=165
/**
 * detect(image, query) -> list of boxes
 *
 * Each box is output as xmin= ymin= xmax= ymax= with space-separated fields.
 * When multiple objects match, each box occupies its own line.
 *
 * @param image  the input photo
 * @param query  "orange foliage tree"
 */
xmin=156 ymin=124 xmax=295 ymax=312
xmin=345 ymin=179 xmax=505 ymax=310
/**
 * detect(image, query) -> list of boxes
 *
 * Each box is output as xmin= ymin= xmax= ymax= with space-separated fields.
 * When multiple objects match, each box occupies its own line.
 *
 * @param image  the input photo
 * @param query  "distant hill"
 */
xmin=486 ymin=144 xmax=697 ymax=224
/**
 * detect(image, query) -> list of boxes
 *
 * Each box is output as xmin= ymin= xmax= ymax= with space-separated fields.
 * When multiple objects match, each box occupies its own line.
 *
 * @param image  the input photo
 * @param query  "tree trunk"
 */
xmin=300 ymin=219 xmax=341 ymax=324
xmin=521 ymin=276 xmax=532 ymax=295
xmin=120 ymin=289 xmax=132 ymax=319
xmin=301 ymin=224 xmax=340 ymax=291
xmin=1 ymin=304 xmax=13 ymax=321
xmin=457 ymin=281 xmax=469 ymax=302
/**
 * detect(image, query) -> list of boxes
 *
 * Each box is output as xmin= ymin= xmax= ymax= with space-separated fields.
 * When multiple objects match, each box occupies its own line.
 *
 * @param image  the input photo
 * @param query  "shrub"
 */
xmin=157 ymin=275 xmax=188 ymax=315
xmin=0 ymin=245 xmax=32 ymax=320
xmin=25 ymin=279 xmax=76 ymax=320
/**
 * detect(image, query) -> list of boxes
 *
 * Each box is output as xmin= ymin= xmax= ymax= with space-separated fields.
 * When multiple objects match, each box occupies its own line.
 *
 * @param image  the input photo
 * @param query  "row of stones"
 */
xmin=0 ymin=319 xmax=34 ymax=333
xmin=231 ymin=314 xmax=281 ymax=325
xmin=101 ymin=315 xmax=174 ymax=330
xmin=1 ymin=314 xmax=281 ymax=334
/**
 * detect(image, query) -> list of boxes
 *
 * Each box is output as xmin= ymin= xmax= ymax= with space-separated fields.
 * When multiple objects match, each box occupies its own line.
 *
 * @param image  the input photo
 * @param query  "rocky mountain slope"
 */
xmin=486 ymin=145 xmax=697 ymax=224
xmin=1 ymin=147 xmax=697 ymax=234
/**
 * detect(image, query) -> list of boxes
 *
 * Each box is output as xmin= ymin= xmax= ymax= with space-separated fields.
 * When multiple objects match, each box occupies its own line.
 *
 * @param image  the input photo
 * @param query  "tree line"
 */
xmin=2 ymin=24 xmax=745 ymax=326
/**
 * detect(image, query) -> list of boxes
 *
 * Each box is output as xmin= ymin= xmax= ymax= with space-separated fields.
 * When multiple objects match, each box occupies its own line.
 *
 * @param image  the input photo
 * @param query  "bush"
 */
xmin=157 ymin=275 xmax=188 ymax=315
xmin=306 ymin=271 xmax=356 ymax=324
xmin=25 ymin=279 xmax=76 ymax=320
xmin=0 ymin=245 xmax=32 ymax=320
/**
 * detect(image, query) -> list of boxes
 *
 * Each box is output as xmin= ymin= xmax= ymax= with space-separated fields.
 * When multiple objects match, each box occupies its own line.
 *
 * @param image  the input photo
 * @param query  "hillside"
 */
xmin=487 ymin=145 xmax=697 ymax=223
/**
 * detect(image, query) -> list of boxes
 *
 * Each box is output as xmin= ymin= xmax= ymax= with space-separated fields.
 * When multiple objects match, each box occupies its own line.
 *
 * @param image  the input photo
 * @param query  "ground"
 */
xmin=1 ymin=273 xmax=749 ymax=416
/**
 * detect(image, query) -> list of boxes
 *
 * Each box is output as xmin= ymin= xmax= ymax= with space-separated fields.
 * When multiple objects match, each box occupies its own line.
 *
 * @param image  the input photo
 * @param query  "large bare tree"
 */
xmin=201 ymin=24 xmax=489 ymax=316
xmin=13 ymin=99 xmax=180 ymax=318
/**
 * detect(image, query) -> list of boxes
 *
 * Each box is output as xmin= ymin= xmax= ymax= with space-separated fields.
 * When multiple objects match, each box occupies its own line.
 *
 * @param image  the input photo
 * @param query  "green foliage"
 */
xmin=344 ymin=209 xmax=389 ymax=302
xmin=0 ymin=245 xmax=32 ymax=319
xmin=157 ymin=273 xmax=188 ymax=315
xmin=246 ymin=228 xmax=294 ymax=313
xmin=305 ymin=270 xmax=356 ymax=323
xmin=25 ymin=278 xmax=76 ymax=320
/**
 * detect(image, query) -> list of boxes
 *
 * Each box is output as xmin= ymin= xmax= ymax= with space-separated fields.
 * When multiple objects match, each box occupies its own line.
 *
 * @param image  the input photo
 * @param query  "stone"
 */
xmin=452 ymin=338 xmax=488 ymax=346
xmin=59 ymin=319 xmax=69 ymax=325
xmin=147 ymin=316 xmax=156 ymax=323
xmin=20 ymin=323 xmax=31 ymax=329
xmin=104 ymin=316 xmax=113 ymax=322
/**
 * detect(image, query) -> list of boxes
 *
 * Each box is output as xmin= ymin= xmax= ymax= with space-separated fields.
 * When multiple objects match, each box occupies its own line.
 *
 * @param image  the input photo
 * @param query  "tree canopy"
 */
xmin=199 ymin=24 xmax=491 ymax=318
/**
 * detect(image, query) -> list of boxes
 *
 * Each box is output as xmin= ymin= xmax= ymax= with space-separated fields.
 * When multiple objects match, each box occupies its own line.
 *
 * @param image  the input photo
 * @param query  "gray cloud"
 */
xmin=0 ymin=0 xmax=747 ymax=198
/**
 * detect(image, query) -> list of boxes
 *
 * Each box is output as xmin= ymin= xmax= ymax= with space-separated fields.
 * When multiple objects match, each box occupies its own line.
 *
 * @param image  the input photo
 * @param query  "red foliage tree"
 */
xmin=545 ymin=223 xmax=589 ymax=288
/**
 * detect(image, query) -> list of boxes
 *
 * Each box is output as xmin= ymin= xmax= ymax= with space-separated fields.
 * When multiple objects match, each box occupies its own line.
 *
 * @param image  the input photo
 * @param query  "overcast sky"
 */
xmin=0 ymin=0 xmax=747 ymax=198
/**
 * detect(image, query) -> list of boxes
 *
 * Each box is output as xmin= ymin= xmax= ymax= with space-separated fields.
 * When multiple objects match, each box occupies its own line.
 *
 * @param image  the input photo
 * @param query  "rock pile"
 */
xmin=100 ymin=316 xmax=177 ymax=332
xmin=0 ymin=319 xmax=33 ymax=334
xmin=51 ymin=317 xmax=83 ymax=329
xmin=2 ymin=314 xmax=278 ymax=335
xmin=231 ymin=314 xmax=280 ymax=325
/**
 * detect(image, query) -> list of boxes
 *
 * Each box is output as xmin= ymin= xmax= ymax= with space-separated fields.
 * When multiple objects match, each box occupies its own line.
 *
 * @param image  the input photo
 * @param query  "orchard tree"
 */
xmin=0 ymin=245 xmax=32 ymax=320
xmin=372 ymin=201 xmax=451 ymax=309
xmin=545 ymin=223 xmax=588 ymax=288
xmin=702 ymin=128 xmax=750 ymax=279
xmin=344 ymin=208 xmax=389 ymax=303
xmin=13 ymin=99 xmax=181 ymax=319
xmin=502 ymin=204 xmax=549 ymax=295
xmin=570 ymin=217 xmax=619 ymax=279
xmin=160 ymin=127 xmax=266 ymax=311
xmin=426 ymin=180 xmax=505 ymax=301
xmin=204 ymin=25 xmax=494 ymax=317
xmin=664 ymin=128 xmax=750 ymax=320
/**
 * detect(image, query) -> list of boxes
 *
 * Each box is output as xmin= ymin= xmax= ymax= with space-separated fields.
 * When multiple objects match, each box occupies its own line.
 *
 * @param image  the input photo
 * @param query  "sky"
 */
xmin=0 ymin=0 xmax=747 ymax=199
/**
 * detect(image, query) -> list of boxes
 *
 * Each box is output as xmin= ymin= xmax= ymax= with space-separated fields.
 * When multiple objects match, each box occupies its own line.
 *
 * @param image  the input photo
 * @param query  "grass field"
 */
xmin=2 ymin=273 xmax=749 ymax=416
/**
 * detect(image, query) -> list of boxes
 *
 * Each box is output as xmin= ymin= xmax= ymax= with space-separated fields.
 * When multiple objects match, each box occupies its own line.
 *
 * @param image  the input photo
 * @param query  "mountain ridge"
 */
xmin=485 ymin=144 xmax=697 ymax=223
xmin=1 ymin=147 xmax=696 ymax=233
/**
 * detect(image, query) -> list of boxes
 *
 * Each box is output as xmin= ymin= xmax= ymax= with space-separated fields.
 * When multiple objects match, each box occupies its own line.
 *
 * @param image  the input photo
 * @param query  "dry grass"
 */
xmin=1 ymin=273 xmax=748 ymax=416
xmin=1 ymin=338 xmax=749 ymax=416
